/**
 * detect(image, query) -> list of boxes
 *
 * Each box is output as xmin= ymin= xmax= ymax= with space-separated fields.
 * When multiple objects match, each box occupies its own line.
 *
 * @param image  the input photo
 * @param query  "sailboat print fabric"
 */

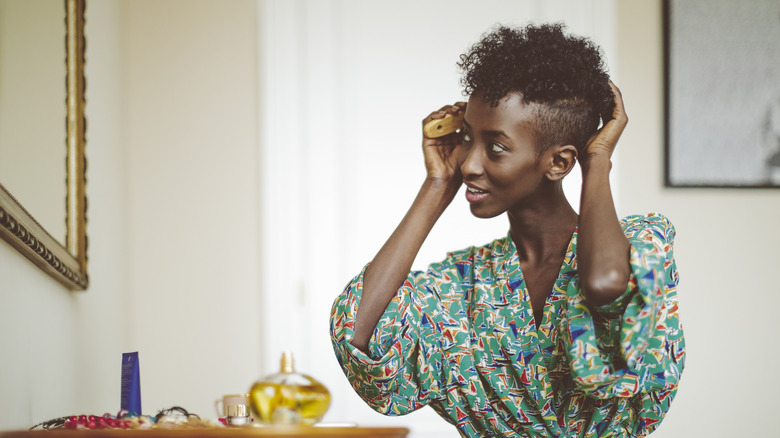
xmin=330 ymin=213 xmax=685 ymax=437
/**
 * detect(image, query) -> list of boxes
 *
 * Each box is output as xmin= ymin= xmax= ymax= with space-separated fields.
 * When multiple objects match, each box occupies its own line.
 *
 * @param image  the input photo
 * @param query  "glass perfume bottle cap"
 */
xmin=280 ymin=351 xmax=294 ymax=373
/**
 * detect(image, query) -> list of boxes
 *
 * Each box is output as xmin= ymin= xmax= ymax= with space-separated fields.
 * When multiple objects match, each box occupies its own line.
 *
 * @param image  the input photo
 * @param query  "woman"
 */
xmin=330 ymin=23 xmax=685 ymax=437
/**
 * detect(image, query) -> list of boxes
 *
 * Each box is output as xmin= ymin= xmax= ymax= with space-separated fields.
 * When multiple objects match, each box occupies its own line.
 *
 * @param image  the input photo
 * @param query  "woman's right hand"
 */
xmin=354 ymin=102 xmax=467 ymax=352
xmin=422 ymin=102 xmax=467 ymax=186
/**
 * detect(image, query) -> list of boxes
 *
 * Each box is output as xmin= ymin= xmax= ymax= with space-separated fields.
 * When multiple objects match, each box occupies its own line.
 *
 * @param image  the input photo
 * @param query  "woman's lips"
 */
xmin=465 ymin=186 xmax=488 ymax=203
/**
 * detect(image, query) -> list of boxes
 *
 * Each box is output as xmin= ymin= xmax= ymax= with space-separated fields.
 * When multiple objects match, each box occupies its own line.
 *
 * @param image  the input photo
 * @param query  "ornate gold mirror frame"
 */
xmin=0 ymin=0 xmax=88 ymax=290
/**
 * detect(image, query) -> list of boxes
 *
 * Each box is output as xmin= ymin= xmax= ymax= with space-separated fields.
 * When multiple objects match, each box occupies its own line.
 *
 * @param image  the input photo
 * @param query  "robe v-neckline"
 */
xmin=502 ymin=228 xmax=578 ymax=336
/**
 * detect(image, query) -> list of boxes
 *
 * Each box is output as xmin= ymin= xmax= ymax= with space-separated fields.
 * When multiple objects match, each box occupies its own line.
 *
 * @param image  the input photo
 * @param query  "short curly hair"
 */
xmin=458 ymin=23 xmax=614 ymax=153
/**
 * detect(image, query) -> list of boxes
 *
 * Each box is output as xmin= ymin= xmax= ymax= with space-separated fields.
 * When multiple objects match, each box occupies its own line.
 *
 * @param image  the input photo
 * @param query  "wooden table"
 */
xmin=0 ymin=427 xmax=409 ymax=438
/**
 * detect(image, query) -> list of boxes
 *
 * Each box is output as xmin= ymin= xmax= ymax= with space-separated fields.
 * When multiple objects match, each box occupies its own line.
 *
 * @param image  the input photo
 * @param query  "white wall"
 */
xmin=121 ymin=0 xmax=262 ymax=418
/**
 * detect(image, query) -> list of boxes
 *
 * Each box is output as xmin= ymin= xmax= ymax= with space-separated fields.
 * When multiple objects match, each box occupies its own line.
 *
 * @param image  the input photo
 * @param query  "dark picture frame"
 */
xmin=664 ymin=0 xmax=780 ymax=188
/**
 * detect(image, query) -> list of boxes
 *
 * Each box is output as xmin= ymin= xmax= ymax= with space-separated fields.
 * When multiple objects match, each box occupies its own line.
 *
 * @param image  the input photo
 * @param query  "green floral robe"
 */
xmin=330 ymin=213 xmax=685 ymax=437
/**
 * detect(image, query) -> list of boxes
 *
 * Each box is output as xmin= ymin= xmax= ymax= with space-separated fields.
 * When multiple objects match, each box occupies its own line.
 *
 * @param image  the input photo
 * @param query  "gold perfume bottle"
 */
xmin=248 ymin=351 xmax=331 ymax=426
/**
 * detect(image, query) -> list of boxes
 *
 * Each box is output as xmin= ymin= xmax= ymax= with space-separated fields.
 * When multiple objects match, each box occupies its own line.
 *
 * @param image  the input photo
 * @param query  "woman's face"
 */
xmin=459 ymin=91 xmax=552 ymax=218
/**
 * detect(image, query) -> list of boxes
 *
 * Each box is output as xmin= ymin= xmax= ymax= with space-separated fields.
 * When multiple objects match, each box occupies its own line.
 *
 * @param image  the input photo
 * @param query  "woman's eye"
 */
xmin=490 ymin=143 xmax=504 ymax=153
xmin=462 ymin=132 xmax=472 ymax=143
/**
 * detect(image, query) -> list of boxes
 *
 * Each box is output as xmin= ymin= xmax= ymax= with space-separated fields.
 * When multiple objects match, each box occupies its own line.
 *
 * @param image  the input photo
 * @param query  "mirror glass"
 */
xmin=0 ymin=0 xmax=67 ymax=242
xmin=0 ymin=0 xmax=87 ymax=290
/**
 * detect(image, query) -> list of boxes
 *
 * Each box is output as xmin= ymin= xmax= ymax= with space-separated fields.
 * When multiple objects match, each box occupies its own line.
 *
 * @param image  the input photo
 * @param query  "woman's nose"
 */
xmin=460 ymin=143 xmax=483 ymax=179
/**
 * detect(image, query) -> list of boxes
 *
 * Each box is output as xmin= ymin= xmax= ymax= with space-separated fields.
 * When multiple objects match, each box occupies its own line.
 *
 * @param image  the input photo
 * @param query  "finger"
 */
xmin=607 ymin=80 xmax=627 ymax=122
xmin=584 ymin=82 xmax=628 ymax=150
xmin=598 ymin=113 xmax=626 ymax=141
xmin=446 ymin=102 xmax=467 ymax=115
xmin=423 ymin=109 xmax=448 ymax=125
xmin=435 ymin=104 xmax=461 ymax=115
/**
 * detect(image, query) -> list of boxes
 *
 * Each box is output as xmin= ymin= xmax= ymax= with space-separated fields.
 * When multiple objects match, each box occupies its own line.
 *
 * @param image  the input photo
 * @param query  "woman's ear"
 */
xmin=546 ymin=145 xmax=577 ymax=181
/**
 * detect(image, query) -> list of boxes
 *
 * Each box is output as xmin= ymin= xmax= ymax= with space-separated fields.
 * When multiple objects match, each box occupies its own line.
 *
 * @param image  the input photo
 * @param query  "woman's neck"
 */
xmin=507 ymin=186 xmax=578 ymax=264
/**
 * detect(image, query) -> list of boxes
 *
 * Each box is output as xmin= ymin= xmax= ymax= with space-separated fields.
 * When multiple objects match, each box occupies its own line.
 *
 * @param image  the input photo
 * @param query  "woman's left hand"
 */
xmin=580 ymin=80 xmax=628 ymax=171
xmin=576 ymin=80 xmax=631 ymax=306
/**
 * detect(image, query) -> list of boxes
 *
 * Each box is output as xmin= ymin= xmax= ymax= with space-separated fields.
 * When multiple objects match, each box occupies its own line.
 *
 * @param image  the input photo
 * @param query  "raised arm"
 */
xmin=577 ymin=81 xmax=631 ymax=306
xmin=350 ymin=102 xmax=467 ymax=352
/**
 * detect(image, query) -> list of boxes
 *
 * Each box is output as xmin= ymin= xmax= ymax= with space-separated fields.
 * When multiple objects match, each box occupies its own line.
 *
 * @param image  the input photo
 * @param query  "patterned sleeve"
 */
xmin=562 ymin=213 xmax=686 ymax=428
xmin=329 ymin=262 xmax=450 ymax=416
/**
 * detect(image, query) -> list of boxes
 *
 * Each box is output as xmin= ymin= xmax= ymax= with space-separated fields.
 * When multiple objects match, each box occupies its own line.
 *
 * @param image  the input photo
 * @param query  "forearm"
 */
xmin=577 ymin=156 xmax=630 ymax=306
xmin=350 ymin=177 xmax=458 ymax=351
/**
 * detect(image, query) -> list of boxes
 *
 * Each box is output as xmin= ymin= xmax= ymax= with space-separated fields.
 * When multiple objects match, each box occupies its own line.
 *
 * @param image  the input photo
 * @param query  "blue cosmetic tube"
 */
xmin=121 ymin=352 xmax=142 ymax=415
